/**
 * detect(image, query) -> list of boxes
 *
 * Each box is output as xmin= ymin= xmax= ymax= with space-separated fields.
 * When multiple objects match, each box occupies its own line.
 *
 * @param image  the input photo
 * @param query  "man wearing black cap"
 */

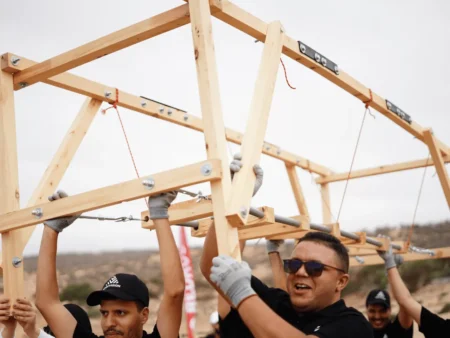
xmin=366 ymin=289 xmax=413 ymax=338
xmin=36 ymin=190 xmax=185 ymax=338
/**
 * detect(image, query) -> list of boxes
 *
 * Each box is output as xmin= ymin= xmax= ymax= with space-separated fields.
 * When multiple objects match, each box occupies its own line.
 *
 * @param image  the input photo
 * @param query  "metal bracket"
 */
xmin=386 ymin=100 xmax=412 ymax=124
xmin=298 ymin=41 xmax=339 ymax=75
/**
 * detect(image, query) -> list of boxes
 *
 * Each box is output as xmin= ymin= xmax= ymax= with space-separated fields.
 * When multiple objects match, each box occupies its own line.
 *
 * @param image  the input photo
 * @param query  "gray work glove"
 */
xmin=148 ymin=191 xmax=178 ymax=220
xmin=44 ymin=190 xmax=79 ymax=233
xmin=377 ymin=246 xmax=404 ymax=270
xmin=210 ymin=255 xmax=255 ymax=308
xmin=230 ymin=153 xmax=264 ymax=196
xmin=266 ymin=239 xmax=284 ymax=254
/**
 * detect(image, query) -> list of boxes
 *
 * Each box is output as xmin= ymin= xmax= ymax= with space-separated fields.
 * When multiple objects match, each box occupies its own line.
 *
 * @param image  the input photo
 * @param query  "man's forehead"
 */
xmin=100 ymin=299 xmax=135 ymax=309
xmin=291 ymin=240 xmax=337 ymax=261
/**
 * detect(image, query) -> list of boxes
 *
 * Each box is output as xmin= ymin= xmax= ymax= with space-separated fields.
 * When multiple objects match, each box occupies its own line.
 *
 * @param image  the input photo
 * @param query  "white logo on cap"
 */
xmin=103 ymin=276 xmax=121 ymax=289
xmin=314 ymin=326 xmax=320 ymax=332
xmin=383 ymin=334 xmax=388 ymax=338
xmin=375 ymin=291 xmax=387 ymax=301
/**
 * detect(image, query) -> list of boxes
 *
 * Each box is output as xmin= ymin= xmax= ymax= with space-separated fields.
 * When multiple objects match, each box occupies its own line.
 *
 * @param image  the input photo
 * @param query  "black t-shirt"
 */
xmin=373 ymin=315 xmax=413 ymax=338
xmin=220 ymin=276 xmax=373 ymax=338
xmin=73 ymin=323 xmax=160 ymax=338
xmin=419 ymin=306 xmax=450 ymax=338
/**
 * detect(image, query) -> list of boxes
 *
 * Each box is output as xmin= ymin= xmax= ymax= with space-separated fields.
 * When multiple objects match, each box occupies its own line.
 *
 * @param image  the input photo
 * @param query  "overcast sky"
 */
xmin=1 ymin=0 xmax=449 ymax=256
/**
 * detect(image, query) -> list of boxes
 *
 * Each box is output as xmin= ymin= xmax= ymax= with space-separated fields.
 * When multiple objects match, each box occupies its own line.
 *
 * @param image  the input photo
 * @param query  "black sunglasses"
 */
xmin=283 ymin=259 xmax=346 ymax=277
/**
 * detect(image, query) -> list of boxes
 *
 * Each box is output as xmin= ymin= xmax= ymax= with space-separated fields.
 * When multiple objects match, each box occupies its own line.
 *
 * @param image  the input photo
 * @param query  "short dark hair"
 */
xmin=135 ymin=300 xmax=146 ymax=312
xmin=296 ymin=232 xmax=349 ymax=273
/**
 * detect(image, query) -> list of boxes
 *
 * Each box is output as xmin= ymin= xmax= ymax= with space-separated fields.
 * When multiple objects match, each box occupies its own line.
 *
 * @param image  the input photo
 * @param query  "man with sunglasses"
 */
xmin=204 ymin=232 xmax=372 ymax=337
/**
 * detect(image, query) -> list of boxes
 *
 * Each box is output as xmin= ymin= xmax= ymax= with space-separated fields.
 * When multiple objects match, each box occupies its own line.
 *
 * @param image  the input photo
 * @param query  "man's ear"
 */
xmin=141 ymin=307 xmax=150 ymax=325
xmin=336 ymin=273 xmax=350 ymax=292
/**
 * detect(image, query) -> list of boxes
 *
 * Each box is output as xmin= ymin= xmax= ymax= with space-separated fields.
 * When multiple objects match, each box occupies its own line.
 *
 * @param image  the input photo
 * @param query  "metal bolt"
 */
xmin=334 ymin=65 xmax=339 ymax=75
xmin=386 ymin=101 xmax=392 ymax=109
xmin=141 ymin=101 xmax=147 ymax=108
xmin=142 ymin=178 xmax=155 ymax=190
xmin=321 ymin=57 xmax=327 ymax=67
xmin=240 ymin=206 xmax=248 ymax=217
xmin=104 ymin=91 xmax=112 ymax=98
xmin=11 ymin=56 xmax=21 ymax=66
xmin=355 ymin=256 xmax=365 ymax=264
xmin=12 ymin=257 xmax=22 ymax=268
xmin=265 ymin=145 xmax=271 ymax=151
xmin=19 ymin=82 xmax=28 ymax=88
xmin=314 ymin=53 xmax=321 ymax=63
xmin=277 ymin=148 xmax=281 ymax=155
xmin=183 ymin=113 xmax=189 ymax=121
xmin=167 ymin=108 xmax=173 ymax=116
xmin=159 ymin=105 xmax=164 ymax=114
xmin=31 ymin=207 xmax=43 ymax=219
xmin=299 ymin=44 xmax=306 ymax=54
xmin=201 ymin=163 xmax=212 ymax=176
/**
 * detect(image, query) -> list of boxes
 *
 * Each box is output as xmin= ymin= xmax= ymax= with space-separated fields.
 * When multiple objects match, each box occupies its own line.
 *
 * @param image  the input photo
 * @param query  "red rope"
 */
xmin=363 ymin=89 xmax=373 ymax=109
xmin=336 ymin=108 xmax=369 ymax=222
xmin=280 ymin=58 xmax=296 ymax=90
xmin=102 ymin=88 xmax=147 ymax=206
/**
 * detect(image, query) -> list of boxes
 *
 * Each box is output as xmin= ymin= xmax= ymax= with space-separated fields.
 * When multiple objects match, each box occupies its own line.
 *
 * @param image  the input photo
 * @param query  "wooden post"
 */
xmin=423 ymin=129 xmax=450 ymax=208
xmin=188 ymin=0 xmax=240 ymax=258
xmin=0 ymin=68 xmax=23 ymax=300
xmin=226 ymin=21 xmax=285 ymax=226
xmin=320 ymin=182 xmax=332 ymax=224
xmin=18 ymin=98 xmax=101 ymax=252
xmin=285 ymin=164 xmax=310 ymax=219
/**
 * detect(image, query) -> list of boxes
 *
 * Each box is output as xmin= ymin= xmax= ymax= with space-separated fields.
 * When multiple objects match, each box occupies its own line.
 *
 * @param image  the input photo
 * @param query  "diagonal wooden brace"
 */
xmin=226 ymin=21 xmax=285 ymax=227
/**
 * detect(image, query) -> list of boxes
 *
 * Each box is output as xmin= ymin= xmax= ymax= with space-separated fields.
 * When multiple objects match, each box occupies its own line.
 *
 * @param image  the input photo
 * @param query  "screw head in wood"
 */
xmin=104 ymin=91 xmax=112 ymax=98
xmin=183 ymin=113 xmax=189 ymax=121
xmin=159 ymin=105 xmax=164 ymax=114
xmin=12 ymin=257 xmax=22 ymax=268
xmin=19 ymin=82 xmax=28 ymax=88
xmin=321 ymin=57 xmax=327 ymax=67
xmin=141 ymin=101 xmax=147 ymax=108
xmin=32 ymin=207 xmax=43 ymax=219
xmin=167 ymin=108 xmax=173 ymax=116
xmin=240 ymin=206 xmax=248 ymax=217
xmin=201 ymin=163 xmax=212 ymax=176
xmin=11 ymin=56 xmax=21 ymax=66
xmin=142 ymin=178 xmax=155 ymax=190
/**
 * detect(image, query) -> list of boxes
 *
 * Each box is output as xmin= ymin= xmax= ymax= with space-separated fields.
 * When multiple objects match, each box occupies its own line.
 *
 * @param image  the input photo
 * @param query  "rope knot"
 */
xmin=102 ymin=88 xmax=119 ymax=114
xmin=363 ymin=89 xmax=373 ymax=109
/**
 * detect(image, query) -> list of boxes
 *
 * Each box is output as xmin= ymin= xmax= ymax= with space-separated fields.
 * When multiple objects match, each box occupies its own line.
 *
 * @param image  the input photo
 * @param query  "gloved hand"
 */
xmin=44 ymin=190 xmax=79 ymax=233
xmin=210 ymin=255 xmax=255 ymax=308
xmin=230 ymin=153 xmax=264 ymax=196
xmin=377 ymin=246 xmax=404 ymax=270
xmin=266 ymin=239 xmax=284 ymax=254
xmin=148 ymin=191 xmax=178 ymax=220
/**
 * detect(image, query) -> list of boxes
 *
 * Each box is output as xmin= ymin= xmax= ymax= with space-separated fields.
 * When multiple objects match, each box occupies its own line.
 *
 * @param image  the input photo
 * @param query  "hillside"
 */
xmin=11 ymin=220 xmax=450 ymax=337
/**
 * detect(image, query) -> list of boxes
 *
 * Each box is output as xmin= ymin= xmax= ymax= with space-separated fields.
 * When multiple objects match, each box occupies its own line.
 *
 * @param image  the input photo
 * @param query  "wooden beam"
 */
xmin=350 ymin=247 xmax=450 ymax=267
xmin=211 ymin=0 xmax=450 ymax=157
xmin=285 ymin=164 xmax=309 ymax=219
xmin=0 ymin=160 xmax=221 ymax=233
xmin=423 ymin=129 xmax=450 ymax=208
xmin=316 ymin=155 xmax=450 ymax=184
xmin=12 ymin=5 xmax=192 ymax=90
xmin=18 ymin=98 xmax=101 ymax=253
xmin=320 ymin=182 xmax=332 ymax=224
xmin=226 ymin=21 xmax=284 ymax=226
xmin=142 ymin=197 xmax=213 ymax=229
xmin=0 ymin=69 xmax=24 ymax=300
xmin=1 ymin=53 xmax=331 ymax=176
xmin=188 ymin=0 xmax=240 ymax=258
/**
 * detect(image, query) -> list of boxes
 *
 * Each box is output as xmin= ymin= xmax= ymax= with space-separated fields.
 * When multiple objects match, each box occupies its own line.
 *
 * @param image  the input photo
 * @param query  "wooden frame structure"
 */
xmin=1 ymin=0 xmax=450 ymax=299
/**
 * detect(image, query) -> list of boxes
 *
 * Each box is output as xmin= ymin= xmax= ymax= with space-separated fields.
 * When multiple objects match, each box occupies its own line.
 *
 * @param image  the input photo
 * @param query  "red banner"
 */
xmin=179 ymin=227 xmax=196 ymax=338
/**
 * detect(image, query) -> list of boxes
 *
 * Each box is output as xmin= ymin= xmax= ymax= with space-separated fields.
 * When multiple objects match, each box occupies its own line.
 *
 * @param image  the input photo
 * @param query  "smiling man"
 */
xmin=36 ymin=190 xmax=184 ymax=338
xmin=201 ymin=230 xmax=373 ymax=338
xmin=366 ymin=289 xmax=413 ymax=338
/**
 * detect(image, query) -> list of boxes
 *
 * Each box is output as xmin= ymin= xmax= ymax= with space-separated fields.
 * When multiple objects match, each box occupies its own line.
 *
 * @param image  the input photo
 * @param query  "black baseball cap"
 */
xmin=87 ymin=273 xmax=150 ymax=307
xmin=366 ymin=289 xmax=391 ymax=309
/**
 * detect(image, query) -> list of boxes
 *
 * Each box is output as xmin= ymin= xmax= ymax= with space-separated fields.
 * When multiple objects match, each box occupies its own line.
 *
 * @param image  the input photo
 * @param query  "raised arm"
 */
xmin=210 ymin=256 xmax=312 ymax=338
xmin=378 ymin=249 xmax=416 ymax=327
xmin=35 ymin=191 xmax=79 ymax=338
xmin=266 ymin=240 xmax=287 ymax=291
xmin=148 ymin=192 xmax=185 ymax=338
